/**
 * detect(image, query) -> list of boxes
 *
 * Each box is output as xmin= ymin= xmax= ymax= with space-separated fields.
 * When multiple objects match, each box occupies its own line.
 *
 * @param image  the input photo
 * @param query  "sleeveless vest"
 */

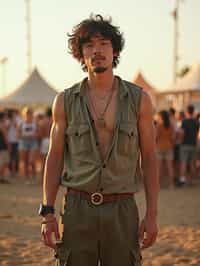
xmin=61 ymin=76 xmax=142 ymax=193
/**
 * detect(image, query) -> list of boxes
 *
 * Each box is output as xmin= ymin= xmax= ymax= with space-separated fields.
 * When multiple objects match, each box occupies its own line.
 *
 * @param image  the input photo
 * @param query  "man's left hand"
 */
xmin=139 ymin=216 xmax=158 ymax=249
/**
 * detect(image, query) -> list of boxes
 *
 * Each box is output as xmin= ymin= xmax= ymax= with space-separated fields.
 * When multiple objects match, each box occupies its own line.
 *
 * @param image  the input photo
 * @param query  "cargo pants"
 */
xmin=55 ymin=194 xmax=142 ymax=266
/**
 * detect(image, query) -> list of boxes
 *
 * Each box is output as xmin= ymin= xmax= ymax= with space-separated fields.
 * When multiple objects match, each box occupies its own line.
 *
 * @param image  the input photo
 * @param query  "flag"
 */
xmin=171 ymin=8 xmax=178 ymax=19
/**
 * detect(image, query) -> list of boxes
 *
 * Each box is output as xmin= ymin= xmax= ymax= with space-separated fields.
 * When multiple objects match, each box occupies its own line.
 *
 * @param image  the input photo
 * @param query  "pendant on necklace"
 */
xmin=97 ymin=117 xmax=106 ymax=128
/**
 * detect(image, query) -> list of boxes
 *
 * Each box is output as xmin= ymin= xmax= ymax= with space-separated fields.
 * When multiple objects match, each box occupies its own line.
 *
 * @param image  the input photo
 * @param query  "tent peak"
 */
xmin=1 ymin=67 xmax=58 ymax=106
xmin=133 ymin=70 xmax=157 ymax=92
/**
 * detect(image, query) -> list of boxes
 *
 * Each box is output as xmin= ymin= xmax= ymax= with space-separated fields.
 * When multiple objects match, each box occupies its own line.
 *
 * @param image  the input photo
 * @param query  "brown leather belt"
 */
xmin=67 ymin=188 xmax=134 ymax=206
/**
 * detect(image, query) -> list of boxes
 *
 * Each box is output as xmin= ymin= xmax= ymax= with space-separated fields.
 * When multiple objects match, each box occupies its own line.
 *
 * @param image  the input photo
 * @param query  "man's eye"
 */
xmin=86 ymin=43 xmax=93 ymax=48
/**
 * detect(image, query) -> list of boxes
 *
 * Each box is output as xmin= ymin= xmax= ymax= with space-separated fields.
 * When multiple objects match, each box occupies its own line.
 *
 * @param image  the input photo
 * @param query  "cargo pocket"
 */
xmin=118 ymin=123 xmax=136 ymax=156
xmin=55 ymin=242 xmax=71 ymax=266
xmin=130 ymin=250 xmax=142 ymax=266
xmin=66 ymin=124 xmax=91 ymax=155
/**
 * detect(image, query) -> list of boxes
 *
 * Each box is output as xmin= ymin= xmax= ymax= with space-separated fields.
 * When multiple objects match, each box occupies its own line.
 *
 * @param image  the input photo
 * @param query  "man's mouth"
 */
xmin=92 ymin=56 xmax=106 ymax=62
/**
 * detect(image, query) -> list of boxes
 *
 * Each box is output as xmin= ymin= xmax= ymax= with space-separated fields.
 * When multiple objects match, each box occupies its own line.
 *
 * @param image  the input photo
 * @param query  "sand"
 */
xmin=0 ymin=179 xmax=200 ymax=266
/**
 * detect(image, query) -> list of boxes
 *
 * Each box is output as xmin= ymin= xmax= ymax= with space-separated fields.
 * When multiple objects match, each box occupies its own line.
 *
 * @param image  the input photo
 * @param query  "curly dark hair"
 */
xmin=68 ymin=14 xmax=125 ymax=71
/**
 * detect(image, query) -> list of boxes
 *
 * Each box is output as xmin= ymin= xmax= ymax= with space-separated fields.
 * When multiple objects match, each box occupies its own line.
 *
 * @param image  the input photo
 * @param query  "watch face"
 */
xmin=38 ymin=204 xmax=44 ymax=216
xmin=38 ymin=204 xmax=54 ymax=217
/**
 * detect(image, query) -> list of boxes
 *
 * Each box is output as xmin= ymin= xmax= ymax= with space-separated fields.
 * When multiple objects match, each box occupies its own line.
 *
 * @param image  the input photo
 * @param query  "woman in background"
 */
xmin=18 ymin=107 xmax=38 ymax=184
xmin=38 ymin=107 xmax=52 ymax=182
xmin=156 ymin=110 xmax=175 ymax=188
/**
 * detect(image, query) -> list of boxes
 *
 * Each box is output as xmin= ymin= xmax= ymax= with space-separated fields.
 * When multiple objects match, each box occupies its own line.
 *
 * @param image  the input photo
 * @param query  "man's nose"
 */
xmin=92 ymin=44 xmax=102 ymax=54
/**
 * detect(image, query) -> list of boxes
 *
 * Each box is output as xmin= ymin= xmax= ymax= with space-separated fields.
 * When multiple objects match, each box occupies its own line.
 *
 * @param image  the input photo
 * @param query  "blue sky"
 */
xmin=0 ymin=0 xmax=200 ymax=97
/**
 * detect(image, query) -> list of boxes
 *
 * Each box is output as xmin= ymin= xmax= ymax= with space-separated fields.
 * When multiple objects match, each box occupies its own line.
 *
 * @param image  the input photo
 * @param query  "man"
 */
xmin=40 ymin=14 xmax=159 ymax=266
xmin=179 ymin=104 xmax=199 ymax=185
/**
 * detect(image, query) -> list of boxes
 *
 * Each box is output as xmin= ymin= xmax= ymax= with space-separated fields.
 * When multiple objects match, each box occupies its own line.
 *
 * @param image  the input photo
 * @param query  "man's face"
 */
xmin=82 ymin=34 xmax=116 ymax=73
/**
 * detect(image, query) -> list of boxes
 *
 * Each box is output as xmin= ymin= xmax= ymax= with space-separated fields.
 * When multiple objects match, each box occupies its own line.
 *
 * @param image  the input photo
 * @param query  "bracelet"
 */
xmin=41 ymin=218 xmax=56 ymax=225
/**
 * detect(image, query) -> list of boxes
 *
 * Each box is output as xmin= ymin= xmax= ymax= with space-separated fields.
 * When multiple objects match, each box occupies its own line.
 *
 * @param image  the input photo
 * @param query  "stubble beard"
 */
xmin=93 ymin=66 xmax=107 ymax=73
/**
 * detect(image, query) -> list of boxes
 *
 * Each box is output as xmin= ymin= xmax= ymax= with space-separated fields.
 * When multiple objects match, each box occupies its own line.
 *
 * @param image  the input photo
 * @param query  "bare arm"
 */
xmin=138 ymin=91 xmax=159 ymax=248
xmin=43 ymin=91 xmax=66 ymax=206
xmin=41 ymin=92 xmax=66 ymax=250
xmin=170 ymin=126 xmax=176 ymax=146
xmin=0 ymin=124 xmax=8 ymax=146
xmin=17 ymin=122 xmax=22 ymax=139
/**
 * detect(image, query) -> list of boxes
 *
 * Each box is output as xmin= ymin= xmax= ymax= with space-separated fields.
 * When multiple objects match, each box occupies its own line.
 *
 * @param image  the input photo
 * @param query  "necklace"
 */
xmin=92 ymin=90 xmax=113 ymax=101
xmin=87 ymin=78 xmax=116 ymax=128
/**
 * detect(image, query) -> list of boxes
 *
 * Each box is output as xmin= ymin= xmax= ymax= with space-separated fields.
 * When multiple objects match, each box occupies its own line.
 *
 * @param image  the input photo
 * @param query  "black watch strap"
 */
xmin=38 ymin=204 xmax=55 ymax=217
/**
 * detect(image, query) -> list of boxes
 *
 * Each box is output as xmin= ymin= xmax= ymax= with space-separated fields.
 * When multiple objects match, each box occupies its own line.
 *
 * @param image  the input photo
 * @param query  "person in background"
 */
xmin=18 ymin=107 xmax=39 ymax=184
xmin=38 ymin=107 xmax=52 ymax=181
xmin=173 ymin=110 xmax=185 ymax=186
xmin=7 ymin=110 xmax=19 ymax=177
xmin=156 ymin=110 xmax=175 ymax=188
xmin=0 ymin=112 xmax=9 ymax=183
xmin=196 ymin=112 xmax=200 ymax=175
xmin=179 ymin=104 xmax=199 ymax=185
xmin=169 ymin=107 xmax=176 ymax=130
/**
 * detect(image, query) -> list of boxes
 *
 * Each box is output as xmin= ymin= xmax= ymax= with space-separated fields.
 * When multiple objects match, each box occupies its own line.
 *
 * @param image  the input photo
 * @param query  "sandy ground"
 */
xmin=0 ymin=179 xmax=200 ymax=266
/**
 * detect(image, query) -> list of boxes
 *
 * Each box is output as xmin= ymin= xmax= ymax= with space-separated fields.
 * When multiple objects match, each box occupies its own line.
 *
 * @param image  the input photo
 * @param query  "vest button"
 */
xmin=102 ymin=164 xmax=106 ymax=168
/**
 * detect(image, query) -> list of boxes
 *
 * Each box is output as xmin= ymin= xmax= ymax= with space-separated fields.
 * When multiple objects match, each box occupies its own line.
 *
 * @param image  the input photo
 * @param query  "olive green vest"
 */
xmin=61 ymin=76 xmax=142 ymax=193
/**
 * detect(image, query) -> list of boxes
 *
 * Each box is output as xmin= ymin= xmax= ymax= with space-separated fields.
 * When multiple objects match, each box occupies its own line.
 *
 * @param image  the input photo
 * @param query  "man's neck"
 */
xmin=87 ymin=70 xmax=115 ymax=92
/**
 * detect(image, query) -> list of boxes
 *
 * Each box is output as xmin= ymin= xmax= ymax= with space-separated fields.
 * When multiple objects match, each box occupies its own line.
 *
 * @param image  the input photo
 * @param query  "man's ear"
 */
xmin=113 ymin=51 xmax=119 ymax=58
xmin=80 ymin=58 xmax=88 ymax=72
xmin=80 ymin=57 xmax=85 ymax=65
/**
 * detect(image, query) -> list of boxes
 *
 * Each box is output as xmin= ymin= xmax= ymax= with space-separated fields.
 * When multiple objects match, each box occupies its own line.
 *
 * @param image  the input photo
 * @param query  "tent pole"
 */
xmin=25 ymin=0 xmax=32 ymax=75
xmin=0 ymin=57 xmax=8 ymax=96
xmin=173 ymin=0 xmax=180 ymax=84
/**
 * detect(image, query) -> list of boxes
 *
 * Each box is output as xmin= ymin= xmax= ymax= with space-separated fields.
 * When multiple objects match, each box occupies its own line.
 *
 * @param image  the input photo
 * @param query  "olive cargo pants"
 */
xmin=55 ymin=194 xmax=142 ymax=266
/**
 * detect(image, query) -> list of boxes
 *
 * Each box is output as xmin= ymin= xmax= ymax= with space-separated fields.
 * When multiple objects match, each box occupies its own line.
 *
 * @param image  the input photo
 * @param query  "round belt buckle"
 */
xmin=91 ymin=192 xmax=103 ymax=205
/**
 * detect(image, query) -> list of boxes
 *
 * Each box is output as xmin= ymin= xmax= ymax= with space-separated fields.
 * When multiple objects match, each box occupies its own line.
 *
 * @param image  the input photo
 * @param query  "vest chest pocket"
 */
xmin=118 ymin=123 xmax=137 ymax=156
xmin=66 ymin=124 xmax=92 ymax=155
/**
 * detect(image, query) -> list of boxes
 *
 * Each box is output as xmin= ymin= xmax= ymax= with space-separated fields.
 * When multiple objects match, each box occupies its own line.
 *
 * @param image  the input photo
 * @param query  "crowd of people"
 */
xmin=155 ymin=104 xmax=200 ymax=188
xmin=0 ymin=103 xmax=200 ymax=188
xmin=0 ymin=106 xmax=52 ymax=184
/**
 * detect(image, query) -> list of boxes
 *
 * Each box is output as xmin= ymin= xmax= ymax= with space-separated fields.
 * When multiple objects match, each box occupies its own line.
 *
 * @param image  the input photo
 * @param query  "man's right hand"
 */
xmin=41 ymin=214 xmax=60 ymax=249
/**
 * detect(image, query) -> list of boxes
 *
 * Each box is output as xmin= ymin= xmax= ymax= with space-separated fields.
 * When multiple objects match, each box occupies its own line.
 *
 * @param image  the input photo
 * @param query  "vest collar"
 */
xmin=72 ymin=77 xmax=87 ymax=97
xmin=72 ymin=76 xmax=129 ymax=99
xmin=118 ymin=77 xmax=129 ymax=99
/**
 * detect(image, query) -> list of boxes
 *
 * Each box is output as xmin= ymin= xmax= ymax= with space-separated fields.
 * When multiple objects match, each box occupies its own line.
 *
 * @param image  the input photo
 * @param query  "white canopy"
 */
xmin=0 ymin=68 xmax=58 ymax=106
xmin=169 ymin=61 xmax=200 ymax=92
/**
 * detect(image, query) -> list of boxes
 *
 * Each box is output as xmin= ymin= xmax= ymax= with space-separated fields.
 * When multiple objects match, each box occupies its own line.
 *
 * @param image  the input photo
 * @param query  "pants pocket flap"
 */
xmin=55 ymin=243 xmax=71 ymax=264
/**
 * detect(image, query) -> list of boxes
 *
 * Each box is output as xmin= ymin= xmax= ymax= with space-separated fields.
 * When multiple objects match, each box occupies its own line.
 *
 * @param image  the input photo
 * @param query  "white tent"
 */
xmin=156 ymin=60 xmax=200 ymax=110
xmin=168 ymin=61 xmax=200 ymax=92
xmin=0 ymin=68 xmax=58 ymax=106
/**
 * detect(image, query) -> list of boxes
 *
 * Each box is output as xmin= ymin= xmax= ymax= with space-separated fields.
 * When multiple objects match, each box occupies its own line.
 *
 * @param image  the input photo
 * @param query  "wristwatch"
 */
xmin=38 ymin=204 xmax=55 ymax=217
